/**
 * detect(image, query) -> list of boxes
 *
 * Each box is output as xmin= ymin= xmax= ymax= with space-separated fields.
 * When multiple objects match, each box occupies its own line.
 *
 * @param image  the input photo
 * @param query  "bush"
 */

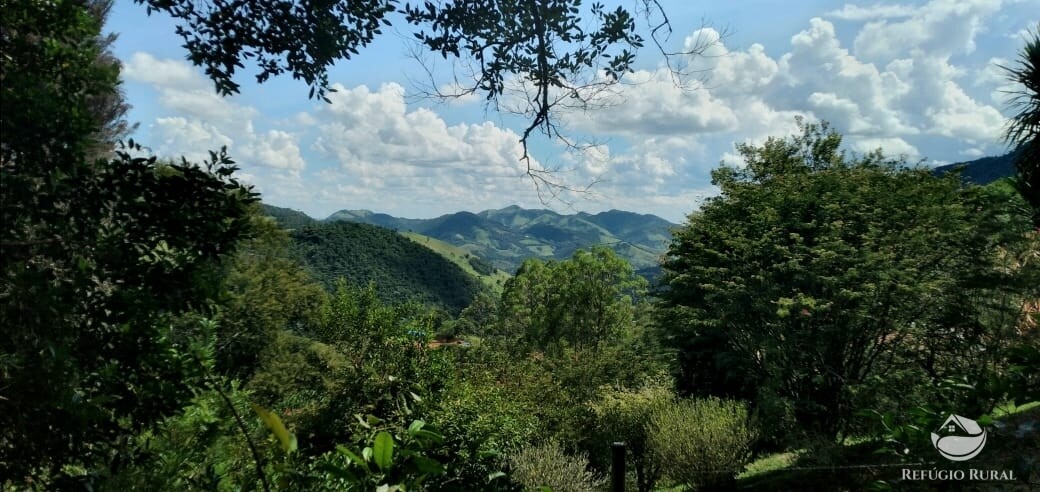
xmin=507 ymin=441 xmax=605 ymax=492
xmin=430 ymin=376 xmax=540 ymax=489
xmin=649 ymin=397 xmax=756 ymax=490
xmin=588 ymin=379 xmax=674 ymax=492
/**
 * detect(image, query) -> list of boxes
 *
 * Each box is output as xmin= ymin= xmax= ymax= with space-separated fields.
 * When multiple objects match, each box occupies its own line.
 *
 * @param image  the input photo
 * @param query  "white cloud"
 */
xmin=123 ymin=52 xmax=306 ymax=173
xmin=123 ymin=52 xmax=208 ymax=90
xmin=151 ymin=117 xmax=233 ymax=162
xmin=240 ymin=130 xmax=307 ymax=172
xmin=850 ymin=137 xmax=920 ymax=157
xmin=313 ymin=83 xmax=532 ymax=177
xmin=1007 ymin=20 xmax=1038 ymax=40
xmin=564 ymin=67 xmax=739 ymax=137
xmin=851 ymin=0 xmax=1003 ymax=61
xmin=826 ymin=3 xmax=916 ymax=21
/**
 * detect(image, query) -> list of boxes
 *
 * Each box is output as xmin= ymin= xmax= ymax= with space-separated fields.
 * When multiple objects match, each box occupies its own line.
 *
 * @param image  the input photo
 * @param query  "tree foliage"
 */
xmin=658 ymin=121 xmax=1036 ymax=445
xmin=499 ymin=247 xmax=647 ymax=353
xmin=132 ymin=0 xmax=716 ymax=188
xmin=0 ymin=1 xmax=257 ymax=485
xmin=84 ymin=0 xmax=138 ymax=157
xmin=1001 ymin=23 xmax=1040 ymax=227
xmin=218 ymin=210 xmax=327 ymax=377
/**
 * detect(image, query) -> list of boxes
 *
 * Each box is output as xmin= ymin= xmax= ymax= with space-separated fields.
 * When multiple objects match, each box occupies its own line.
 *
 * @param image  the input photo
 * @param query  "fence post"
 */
xmin=611 ymin=441 xmax=625 ymax=492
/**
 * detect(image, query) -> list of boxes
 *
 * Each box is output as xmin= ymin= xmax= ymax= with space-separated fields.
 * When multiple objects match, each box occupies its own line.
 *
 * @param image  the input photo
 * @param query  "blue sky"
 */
xmin=108 ymin=0 xmax=1037 ymax=223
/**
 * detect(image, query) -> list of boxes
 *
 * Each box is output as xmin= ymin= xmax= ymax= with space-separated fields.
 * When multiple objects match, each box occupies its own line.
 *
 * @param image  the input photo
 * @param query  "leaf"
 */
xmin=336 ymin=445 xmax=369 ymax=470
xmin=487 ymin=471 xmax=507 ymax=482
xmin=251 ymin=404 xmax=297 ymax=454
xmin=373 ymin=431 xmax=395 ymax=472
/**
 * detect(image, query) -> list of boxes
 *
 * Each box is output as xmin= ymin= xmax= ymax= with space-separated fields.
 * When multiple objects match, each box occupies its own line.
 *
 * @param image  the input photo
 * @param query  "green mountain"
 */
xmin=288 ymin=221 xmax=484 ymax=313
xmin=324 ymin=206 xmax=677 ymax=274
xmin=260 ymin=204 xmax=316 ymax=230
xmin=933 ymin=151 xmax=1018 ymax=185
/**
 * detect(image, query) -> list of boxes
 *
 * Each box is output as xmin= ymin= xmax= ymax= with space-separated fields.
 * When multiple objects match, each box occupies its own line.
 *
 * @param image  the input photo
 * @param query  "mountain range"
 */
xmin=274 ymin=204 xmax=678 ymax=275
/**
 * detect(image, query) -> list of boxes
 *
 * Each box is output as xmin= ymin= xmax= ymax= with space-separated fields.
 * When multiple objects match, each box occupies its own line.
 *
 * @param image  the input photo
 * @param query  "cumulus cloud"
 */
xmin=851 ymin=0 xmax=1003 ymax=61
xmin=118 ymin=0 xmax=1023 ymax=220
xmin=560 ymin=2 xmax=1008 ymax=176
xmin=123 ymin=52 xmax=209 ymax=90
xmin=123 ymin=52 xmax=304 ymax=173
xmin=313 ymin=83 xmax=532 ymax=177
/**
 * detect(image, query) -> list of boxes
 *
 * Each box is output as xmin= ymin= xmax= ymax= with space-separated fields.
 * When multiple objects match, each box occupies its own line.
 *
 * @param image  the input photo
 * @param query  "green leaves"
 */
xmin=500 ymin=247 xmax=647 ymax=353
xmin=660 ymin=120 xmax=1036 ymax=446
xmin=322 ymin=420 xmax=447 ymax=489
xmin=252 ymin=404 xmax=297 ymax=454
xmin=372 ymin=431 xmax=394 ymax=471
xmin=2 ymin=2 xmax=258 ymax=482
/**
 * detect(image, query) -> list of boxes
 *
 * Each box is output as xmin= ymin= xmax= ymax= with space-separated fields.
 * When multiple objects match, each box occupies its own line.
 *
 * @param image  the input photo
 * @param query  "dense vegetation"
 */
xmin=659 ymin=121 xmax=1039 ymax=449
xmin=3 ymin=2 xmax=1038 ymax=491
xmin=289 ymin=221 xmax=484 ymax=314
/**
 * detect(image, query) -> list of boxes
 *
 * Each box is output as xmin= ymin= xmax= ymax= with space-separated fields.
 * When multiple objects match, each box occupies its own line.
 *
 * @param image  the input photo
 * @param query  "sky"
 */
xmin=107 ymin=0 xmax=1038 ymax=223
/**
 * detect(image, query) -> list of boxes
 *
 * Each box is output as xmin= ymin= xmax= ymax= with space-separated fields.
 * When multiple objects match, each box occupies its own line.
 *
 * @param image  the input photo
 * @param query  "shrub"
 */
xmin=648 ymin=397 xmax=756 ymax=490
xmin=507 ymin=441 xmax=605 ymax=492
xmin=588 ymin=379 xmax=674 ymax=492
xmin=430 ymin=376 xmax=540 ymax=489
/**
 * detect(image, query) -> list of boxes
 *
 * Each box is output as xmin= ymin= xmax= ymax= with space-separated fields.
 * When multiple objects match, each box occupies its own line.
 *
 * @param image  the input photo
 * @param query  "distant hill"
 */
xmin=933 ymin=151 xmax=1017 ymax=185
xmin=261 ymin=204 xmax=316 ymax=229
xmin=288 ymin=221 xmax=484 ymax=313
xmin=399 ymin=231 xmax=511 ymax=293
xmin=324 ymin=205 xmax=677 ymax=274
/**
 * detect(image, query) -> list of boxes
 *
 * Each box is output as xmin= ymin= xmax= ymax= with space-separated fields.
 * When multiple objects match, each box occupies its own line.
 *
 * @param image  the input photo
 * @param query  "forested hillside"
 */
xmin=933 ymin=151 xmax=1018 ymax=185
xmin=289 ymin=221 xmax=483 ymax=313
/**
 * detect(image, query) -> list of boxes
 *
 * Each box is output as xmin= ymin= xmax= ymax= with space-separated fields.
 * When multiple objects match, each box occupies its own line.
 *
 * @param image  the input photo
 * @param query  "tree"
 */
xmin=85 ymin=0 xmax=138 ymax=157
xmin=499 ymin=247 xmax=647 ymax=353
xmin=998 ymin=24 xmax=1040 ymax=227
xmin=1002 ymin=24 xmax=1040 ymax=228
xmin=217 ymin=208 xmax=327 ymax=377
xmin=133 ymin=0 xmax=719 ymax=191
xmin=1 ymin=1 xmax=257 ymax=485
xmin=657 ymin=121 xmax=1035 ymax=446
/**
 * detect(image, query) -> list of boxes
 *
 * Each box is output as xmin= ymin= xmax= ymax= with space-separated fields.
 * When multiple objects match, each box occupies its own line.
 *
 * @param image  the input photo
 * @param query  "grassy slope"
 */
xmin=399 ymin=231 xmax=511 ymax=293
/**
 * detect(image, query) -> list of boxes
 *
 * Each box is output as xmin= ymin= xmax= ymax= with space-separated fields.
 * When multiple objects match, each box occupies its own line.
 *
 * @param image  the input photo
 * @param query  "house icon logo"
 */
xmin=930 ymin=414 xmax=987 ymax=461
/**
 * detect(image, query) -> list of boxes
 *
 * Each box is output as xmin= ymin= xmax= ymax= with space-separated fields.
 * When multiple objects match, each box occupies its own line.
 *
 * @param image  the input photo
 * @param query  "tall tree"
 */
xmin=1002 ymin=24 xmax=1040 ymax=228
xmin=657 ymin=121 xmax=1035 ymax=445
xmin=1 ymin=1 xmax=257 ymax=485
xmin=85 ymin=0 xmax=138 ymax=157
